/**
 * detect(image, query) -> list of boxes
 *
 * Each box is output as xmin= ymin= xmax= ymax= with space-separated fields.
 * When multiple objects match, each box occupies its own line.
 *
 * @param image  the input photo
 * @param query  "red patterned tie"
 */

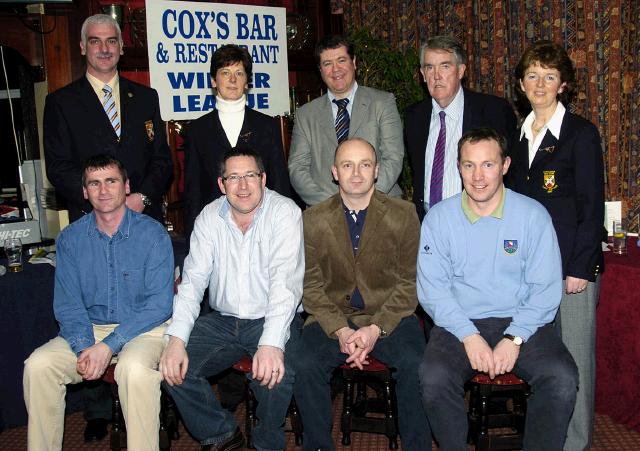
xmin=333 ymin=98 xmax=350 ymax=143
xmin=429 ymin=111 xmax=446 ymax=207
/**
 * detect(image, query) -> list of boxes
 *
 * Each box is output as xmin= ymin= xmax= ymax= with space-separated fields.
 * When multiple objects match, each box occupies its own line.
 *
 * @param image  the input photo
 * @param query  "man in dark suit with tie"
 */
xmin=44 ymin=14 xmax=172 ymax=224
xmin=404 ymin=36 xmax=517 ymax=219
xmin=42 ymin=13 xmax=172 ymax=441
xmin=288 ymin=35 xmax=404 ymax=206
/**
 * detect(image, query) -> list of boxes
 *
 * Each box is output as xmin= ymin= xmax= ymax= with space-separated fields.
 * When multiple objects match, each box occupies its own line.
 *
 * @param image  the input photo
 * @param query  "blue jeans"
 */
xmin=293 ymin=316 xmax=431 ymax=451
xmin=163 ymin=311 xmax=302 ymax=451
xmin=420 ymin=317 xmax=578 ymax=451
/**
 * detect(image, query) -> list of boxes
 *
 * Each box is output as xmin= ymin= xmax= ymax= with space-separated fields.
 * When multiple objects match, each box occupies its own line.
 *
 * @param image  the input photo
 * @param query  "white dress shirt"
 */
xmin=520 ymin=101 xmax=566 ymax=167
xmin=166 ymin=188 xmax=304 ymax=350
xmin=423 ymin=87 xmax=465 ymax=211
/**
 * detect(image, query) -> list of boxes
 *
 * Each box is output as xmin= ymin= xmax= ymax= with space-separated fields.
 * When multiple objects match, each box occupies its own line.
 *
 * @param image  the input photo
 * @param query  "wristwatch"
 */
xmin=504 ymin=334 xmax=524 ymax=346
xmin=139 ymin=193 xmax=152 ymax=207
xmin=373 ymin=323 xmax=388 ymax=338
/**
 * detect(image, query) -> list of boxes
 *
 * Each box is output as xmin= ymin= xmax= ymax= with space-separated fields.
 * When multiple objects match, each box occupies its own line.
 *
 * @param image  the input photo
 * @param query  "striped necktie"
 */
xmin=333 ymin=98 xmax=350 ymax=144
xmin=102 ymin=84 xmax=121 ymax=138
xmin=429 ymin=110 xmax=446 ymax=207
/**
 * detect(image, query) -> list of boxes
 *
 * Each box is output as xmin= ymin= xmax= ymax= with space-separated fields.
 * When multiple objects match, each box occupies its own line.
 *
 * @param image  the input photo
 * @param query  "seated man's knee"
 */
xmin=24 ymin=347 xmax=58 ymax=381
xmin=419 ymin=358 xmax=455 ymax=404
xmin=290 ymin=343 xmax=320 ymax=375
xmin=115 ymin=358 xmax=159 ymax=388
xmin=391 ymin=345 xmax=423 ymax=375
xmin=535 ymin=356 xmax=578 ymax=401
xmin=282 ymin=360 xmax=296 ymax=383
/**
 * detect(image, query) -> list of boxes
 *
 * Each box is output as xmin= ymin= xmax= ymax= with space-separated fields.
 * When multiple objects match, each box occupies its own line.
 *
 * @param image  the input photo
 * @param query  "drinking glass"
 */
xmin=612 ymin=220 xmax=628 ymax=255
xmin=4 ymin=238 xmax=23 ymax=272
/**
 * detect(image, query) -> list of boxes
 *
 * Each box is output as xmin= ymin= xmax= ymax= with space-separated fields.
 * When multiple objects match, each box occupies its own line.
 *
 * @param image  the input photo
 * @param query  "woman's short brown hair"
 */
xmin=514 ymin=40 xmax=576 ymax=106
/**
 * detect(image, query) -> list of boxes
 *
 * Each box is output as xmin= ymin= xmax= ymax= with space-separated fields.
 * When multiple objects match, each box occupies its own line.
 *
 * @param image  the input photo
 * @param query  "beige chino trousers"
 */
xmin=23 ymin=323 xmax=167 ymax=451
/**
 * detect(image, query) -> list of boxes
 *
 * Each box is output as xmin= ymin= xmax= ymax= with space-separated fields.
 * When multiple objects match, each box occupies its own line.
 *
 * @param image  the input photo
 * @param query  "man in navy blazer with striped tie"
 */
xmin=44 ymin=14 xmax=172 ymax=225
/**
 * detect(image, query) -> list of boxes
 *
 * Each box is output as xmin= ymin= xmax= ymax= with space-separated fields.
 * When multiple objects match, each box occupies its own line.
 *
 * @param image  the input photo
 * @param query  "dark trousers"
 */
xmin=82 ymin=381 xmax=112 ymax=421
xmin=420 ymin=317 xmax=578 ymax=451
xmin=293 ymin=316 xmax=432 ymax=451
xmin=163 ymin=311 xmax=302 ymax=451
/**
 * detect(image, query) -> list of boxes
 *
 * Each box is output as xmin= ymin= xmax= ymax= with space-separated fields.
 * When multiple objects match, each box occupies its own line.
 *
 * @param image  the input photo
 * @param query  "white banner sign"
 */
xmin=146 ymin=0 xmax=289 ymax=120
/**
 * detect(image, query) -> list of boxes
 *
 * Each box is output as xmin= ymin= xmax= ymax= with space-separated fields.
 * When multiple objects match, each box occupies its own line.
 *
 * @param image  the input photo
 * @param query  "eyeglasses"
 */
xmin=222 ymin=172 xmax=262 ymax=184
xmin=524 ymin=72 xmax=560 ymax=84
xmin=218 ymin=69 xmax=247 ymax=79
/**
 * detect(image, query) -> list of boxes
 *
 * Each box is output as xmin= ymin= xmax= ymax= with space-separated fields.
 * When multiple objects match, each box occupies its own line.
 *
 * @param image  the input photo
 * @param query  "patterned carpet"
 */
xmin=1 ymin=397 xmax=639 ymax=450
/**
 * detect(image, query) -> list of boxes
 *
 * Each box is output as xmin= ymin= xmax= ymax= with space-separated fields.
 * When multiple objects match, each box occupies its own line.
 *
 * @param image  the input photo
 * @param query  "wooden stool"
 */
xmin=340 ymin=357 xmax=399 ymax=449
xmin=102 ymin=364 xmax=179 ymax=451
xmin=232 ymin=356 xmax=303 ymax=448
xmin=467 ymin=372 xmax=529 ymax=451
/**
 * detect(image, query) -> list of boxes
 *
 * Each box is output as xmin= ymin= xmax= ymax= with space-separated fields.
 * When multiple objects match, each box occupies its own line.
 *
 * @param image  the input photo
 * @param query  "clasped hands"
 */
xmin=463 ymin=333 xmax=520 ymax=379
xmin=335 ymin=325 xmax=381 ymax=370
xmin=159 ymin=336 xmax=285 ymax=390
xmin=76 ymin=342 xmax=113 ymax=380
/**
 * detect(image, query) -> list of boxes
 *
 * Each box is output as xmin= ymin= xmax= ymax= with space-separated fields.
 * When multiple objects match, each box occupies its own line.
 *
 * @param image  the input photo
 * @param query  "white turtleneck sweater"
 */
xmin=216 ymin=95 xmax=246 ymax=147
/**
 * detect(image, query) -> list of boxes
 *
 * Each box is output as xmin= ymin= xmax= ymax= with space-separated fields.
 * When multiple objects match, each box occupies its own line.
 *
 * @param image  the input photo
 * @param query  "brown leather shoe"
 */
xmin=200 ymin=427 xmax=244 ymax=451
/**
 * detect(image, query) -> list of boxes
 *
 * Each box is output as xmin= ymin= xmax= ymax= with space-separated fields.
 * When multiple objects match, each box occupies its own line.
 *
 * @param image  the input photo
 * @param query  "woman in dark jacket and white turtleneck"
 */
xmin=183 ymin=44 xmax=291 ymax=237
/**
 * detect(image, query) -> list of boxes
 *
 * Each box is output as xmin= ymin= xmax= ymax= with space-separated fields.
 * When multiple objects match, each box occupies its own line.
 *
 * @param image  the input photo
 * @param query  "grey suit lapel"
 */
xmin=318 ymin=95 xmax=339 ymax=146
xmin=349 ymin=87 xmax=369 ymax=136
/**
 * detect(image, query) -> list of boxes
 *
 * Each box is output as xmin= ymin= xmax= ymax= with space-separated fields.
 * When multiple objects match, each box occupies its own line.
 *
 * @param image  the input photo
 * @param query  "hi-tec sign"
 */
xmin=0 ymin=220 xmax=42 ymax=245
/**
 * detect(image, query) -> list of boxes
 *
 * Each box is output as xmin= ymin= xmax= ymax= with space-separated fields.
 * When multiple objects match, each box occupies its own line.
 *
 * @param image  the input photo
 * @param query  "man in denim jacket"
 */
xmin=23 ymin=154 xmax=174 ymax=451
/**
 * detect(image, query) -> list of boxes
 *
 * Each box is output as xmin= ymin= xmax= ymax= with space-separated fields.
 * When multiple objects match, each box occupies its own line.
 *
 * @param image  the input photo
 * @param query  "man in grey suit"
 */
xmin=288 ymin=35 xmax=404 ymax=206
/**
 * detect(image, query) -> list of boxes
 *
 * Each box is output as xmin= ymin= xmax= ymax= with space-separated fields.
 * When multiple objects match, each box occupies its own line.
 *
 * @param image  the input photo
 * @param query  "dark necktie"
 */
xmin=429 ymin=111 xmax=446 ymax=207
xmin=333 ymin=98 xmax=350 ymax=144
xmin=102 ymin=84 xmax=121 ymax=138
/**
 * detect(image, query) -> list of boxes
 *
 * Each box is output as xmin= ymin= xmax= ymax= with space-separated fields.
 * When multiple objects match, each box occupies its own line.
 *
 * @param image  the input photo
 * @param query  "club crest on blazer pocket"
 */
xmin=145 ymin=120 xmax=154 ymax=142
xmin=543 ymin=170 xmax=558 ymax=193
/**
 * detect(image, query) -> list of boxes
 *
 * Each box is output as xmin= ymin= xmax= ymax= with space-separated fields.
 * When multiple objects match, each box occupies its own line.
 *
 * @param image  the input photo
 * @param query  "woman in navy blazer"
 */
xmin=184 ymin=45 xmax=290 ymax=237
xmin=507 ymin=41 xmax=605 ymax=451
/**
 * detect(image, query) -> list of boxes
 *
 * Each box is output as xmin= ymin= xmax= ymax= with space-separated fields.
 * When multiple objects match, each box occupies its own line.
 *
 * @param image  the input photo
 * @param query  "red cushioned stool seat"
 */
xmin=467 ymin=372 xmax=529 ymax=451
xmin=340 ymin=357 xmax=399 ymax=449
xmin=232 ymin=355 xmax=303 ymax=448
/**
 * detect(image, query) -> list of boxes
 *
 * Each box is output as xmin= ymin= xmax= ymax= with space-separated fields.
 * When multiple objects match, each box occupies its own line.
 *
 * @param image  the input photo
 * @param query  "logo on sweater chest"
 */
xmin=504 ymin=240 xmax=518 ymax=254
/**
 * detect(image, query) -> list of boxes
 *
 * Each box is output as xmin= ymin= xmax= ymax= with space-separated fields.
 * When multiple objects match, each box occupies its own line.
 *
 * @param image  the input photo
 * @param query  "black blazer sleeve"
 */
xmin=259 ymin=113 xmax=291 ymax=198
xmin=132 ymin=87 xmax=173 ymax=208
xmin=566 ymin=119 xmax=605 ymax=279
xmin=182 ymin=123 xmax=204 ymax=238
xmin=43 ymin=91 xmax=88 ymax=214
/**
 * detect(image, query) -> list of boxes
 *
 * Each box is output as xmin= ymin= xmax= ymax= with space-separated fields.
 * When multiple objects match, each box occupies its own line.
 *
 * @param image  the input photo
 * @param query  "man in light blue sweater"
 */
xmin=417 ymin=127 xmax=578 ymax=450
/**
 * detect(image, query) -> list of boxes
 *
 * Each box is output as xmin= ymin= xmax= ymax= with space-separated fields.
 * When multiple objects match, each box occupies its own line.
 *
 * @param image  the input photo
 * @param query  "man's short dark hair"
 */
xmin=334 ymin=137 xmax=378 ymax=164
xmin=314 ymin=34 xmax=355 ymax=66
xmin=420 ymin=35 xmax=467 ymax=66
xmin=82 ymin=154 xmax=127 ymax=186
xmin=219 ymin=146 xmax=265 ymax=177
xmin=210 ymin=44 xmax=253 ymax=82
xmin=457 ymin=128 xmax=508 ymax=162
